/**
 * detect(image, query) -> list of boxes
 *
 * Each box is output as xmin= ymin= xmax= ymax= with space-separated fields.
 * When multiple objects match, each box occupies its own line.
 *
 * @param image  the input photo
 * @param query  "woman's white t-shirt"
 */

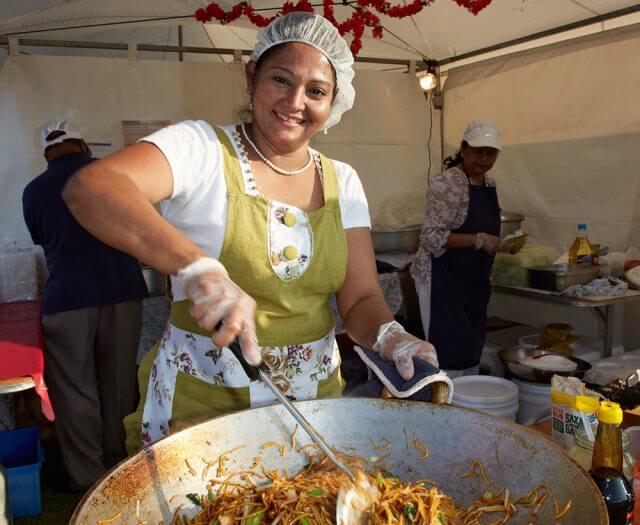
xmin=141 ymin=120 xmax=371 ymax=300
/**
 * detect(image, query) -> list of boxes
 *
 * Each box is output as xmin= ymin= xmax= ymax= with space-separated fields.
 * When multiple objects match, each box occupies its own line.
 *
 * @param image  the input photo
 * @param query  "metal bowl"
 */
xmin=500 ymin=210 xmax=524 ymax=238
xmin=71 ymin=399 xmax=606 ymax=524
xmin=498 ymin=347 xmax=592 ymax=384
xmin=371 ymin=226 xmax=421 ymax=253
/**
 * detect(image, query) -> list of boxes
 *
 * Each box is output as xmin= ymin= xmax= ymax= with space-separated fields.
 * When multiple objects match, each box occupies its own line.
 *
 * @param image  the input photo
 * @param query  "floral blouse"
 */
xmin=411 ymin=166 xmax=495 ymax=285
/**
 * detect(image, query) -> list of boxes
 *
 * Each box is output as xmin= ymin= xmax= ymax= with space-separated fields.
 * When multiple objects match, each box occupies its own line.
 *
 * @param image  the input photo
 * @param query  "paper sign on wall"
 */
xmin=122 ymin=120 xmax=172 ymax=147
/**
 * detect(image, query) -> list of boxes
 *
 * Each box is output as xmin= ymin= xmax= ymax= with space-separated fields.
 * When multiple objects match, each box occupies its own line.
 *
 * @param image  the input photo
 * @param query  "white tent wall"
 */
xmin=0 ymin=53 xmax=433 ymax=240
xmin=443 ymin=24 xmax=640 ymax=350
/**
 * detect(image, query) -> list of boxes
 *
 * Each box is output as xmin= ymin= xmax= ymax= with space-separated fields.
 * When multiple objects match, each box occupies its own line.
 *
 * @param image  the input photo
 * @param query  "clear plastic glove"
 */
xmin=482 ymin=234 xmax=501 ymax=255
xmin=372 ymin=321 xmax=438 ymax=380
xmin=176 ymin=257 xmax=261 ymax=366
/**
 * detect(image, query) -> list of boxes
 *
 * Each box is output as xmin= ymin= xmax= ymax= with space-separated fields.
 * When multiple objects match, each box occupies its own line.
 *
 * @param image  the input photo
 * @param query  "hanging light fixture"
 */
xmin=416 ymin=60 xmax=438 ymax=92
xmin=417 ymin=71 xmax=437 ymax=91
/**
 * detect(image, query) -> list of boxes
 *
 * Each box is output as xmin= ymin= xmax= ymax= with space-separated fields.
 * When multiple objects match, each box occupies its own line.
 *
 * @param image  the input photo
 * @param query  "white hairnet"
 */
xmin=250 ymin=12 xmax=355 ymax=130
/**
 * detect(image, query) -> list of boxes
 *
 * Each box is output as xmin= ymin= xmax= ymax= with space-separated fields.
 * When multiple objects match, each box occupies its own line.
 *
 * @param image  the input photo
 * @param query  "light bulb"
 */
xmin=418 ymin=72 xmax=437 ymax=91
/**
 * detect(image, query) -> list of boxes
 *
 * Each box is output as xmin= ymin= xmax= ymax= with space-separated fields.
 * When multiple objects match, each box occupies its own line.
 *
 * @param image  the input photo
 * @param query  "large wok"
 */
xmin=72 ymin=399 xmax=606 ymax=524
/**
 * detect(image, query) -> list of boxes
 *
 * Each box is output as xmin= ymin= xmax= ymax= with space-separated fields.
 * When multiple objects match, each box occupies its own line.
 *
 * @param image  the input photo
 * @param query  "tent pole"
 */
xmin=0 ymin=36 xmax=413 ymax=67
xmin=438 ymin=4 xmax=640 ymax=66
xmin=178 ymin=26 xmax=183 ymax=62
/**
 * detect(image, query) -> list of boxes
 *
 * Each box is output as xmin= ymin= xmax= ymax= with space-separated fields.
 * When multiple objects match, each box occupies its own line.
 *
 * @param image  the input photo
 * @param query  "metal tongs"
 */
xmin=227 ymin=339 xmax=355 ymax=481
xmin=228 ymin=339 xmax=380 ymax=523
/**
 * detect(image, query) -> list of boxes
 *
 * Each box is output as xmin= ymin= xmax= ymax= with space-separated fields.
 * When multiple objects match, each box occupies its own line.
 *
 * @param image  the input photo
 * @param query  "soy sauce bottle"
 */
xmin=590 ymin=401 xmax=635 ymax=524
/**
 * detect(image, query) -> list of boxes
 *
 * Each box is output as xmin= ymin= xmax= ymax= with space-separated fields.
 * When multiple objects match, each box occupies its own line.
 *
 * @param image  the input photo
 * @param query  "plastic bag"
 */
xmin=562 ymin=276 xmax=628 ymax=298
xmin=0 ymin=242 xmax=39 ymax=302
xmin=551 ymin=375 xmax=599 ymax=449
xmin=599 ymin=247 xmax=640 ymax=276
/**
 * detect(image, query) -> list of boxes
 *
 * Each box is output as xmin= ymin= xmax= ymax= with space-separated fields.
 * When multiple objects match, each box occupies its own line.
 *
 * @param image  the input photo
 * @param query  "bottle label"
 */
xmin=576 ymin=254 xmax=594 ymax=264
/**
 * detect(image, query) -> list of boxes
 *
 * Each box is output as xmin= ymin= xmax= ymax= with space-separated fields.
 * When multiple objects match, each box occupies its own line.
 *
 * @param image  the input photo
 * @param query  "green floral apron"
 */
xmin=124 ymin=126 xmax=348 ymax=454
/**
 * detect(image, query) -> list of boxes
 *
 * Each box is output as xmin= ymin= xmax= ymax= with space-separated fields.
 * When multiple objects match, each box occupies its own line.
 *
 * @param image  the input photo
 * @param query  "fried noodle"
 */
xmin=169 ymin=450 xmax=572 ymax=525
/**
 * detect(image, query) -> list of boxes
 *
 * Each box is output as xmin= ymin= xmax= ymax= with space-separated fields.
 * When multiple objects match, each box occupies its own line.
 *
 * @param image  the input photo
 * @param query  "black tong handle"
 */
xmin=215 ymin=320 xmax=261 ymax=381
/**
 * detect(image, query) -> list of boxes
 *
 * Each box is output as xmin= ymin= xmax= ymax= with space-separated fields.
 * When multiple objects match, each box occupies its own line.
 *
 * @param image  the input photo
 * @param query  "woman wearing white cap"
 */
xmin=412 ymin=121 xmax=502 ymax=378
xmin=63 ymin=12 xmax=438 ymax=452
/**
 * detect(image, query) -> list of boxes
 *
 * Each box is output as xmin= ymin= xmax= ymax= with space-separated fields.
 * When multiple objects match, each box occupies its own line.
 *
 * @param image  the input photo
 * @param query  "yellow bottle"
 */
xmin=569 ymin=224 xmax=595 ymax=265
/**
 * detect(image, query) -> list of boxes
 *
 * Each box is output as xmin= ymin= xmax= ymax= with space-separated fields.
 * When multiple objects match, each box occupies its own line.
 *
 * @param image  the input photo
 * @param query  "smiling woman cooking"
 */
xmin=62 ymin=12 xmax=438 ymax=452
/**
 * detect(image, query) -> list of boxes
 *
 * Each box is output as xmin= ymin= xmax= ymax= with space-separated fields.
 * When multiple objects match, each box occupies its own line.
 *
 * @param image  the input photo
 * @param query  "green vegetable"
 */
xmin=381 ymin=469 xmax=395 ymax=478
xmin=306 ymin=488 xmax=326 ymax=496
xmin=437 ymin=516 xmax=445 ymax=524
xmin=375 ymin=476 xmax=384 ymax=485
xmin=207 ymin=488 xmax=215 ymax=501
xmin=491 ymin=246 xmax=557 ymax=287
xmin=245 ymin=509 xmax=264 ymax=525
xmin=299 ymin=516 xmax=311 ymax=525
xmin=186 ymin=493 xmax=202 ymax=507
xmin=403 ymin=503 xmax=416 ymax=522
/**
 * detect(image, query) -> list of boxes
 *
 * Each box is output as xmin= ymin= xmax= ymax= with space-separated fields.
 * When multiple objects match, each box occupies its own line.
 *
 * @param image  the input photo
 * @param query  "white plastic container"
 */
xmin=452 ymin=376 xmax=519 ymax=421
xmin=511 ymin=378 xmax=551 ymax=425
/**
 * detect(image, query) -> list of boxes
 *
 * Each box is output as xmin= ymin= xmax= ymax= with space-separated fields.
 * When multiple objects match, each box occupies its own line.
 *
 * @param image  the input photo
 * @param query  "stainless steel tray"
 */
xmin=528 ymin=263 xmax=598 ymax=291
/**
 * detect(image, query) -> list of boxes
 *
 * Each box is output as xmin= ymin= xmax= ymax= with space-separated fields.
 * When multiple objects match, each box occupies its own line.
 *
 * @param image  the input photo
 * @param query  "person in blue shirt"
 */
xmin=22 ymin=121 xmax=148 ymax=491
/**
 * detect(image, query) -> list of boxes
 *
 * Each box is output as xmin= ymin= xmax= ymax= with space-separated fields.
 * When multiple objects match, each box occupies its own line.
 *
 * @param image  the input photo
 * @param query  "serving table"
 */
xmin=492 ymin=284 xmax=640 ymax=358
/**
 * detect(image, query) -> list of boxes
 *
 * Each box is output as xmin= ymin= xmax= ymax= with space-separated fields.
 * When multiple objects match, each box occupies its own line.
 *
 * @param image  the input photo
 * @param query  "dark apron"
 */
xmin=428 ymin=176 xmax=501 ymax=370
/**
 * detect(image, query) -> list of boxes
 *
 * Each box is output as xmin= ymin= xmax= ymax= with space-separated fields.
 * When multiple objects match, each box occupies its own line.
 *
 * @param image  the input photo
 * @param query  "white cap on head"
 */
xmin=462 ymin=120 xmax=501 ymax=150
xmin=250 ymin=12 xmax=355 ymax=130
xmin=39 ymin=120 xmax=84 ymax=153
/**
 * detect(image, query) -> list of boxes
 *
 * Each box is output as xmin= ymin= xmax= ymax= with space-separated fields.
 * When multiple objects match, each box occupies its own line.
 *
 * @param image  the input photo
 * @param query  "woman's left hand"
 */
xmin=373 ymin=321 xmax=439 ymax=380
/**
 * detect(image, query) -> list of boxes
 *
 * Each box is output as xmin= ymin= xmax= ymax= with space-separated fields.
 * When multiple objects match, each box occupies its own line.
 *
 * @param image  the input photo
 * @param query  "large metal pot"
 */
xmin=371 ymin=226 xmax=421 ymax=253
xmin=72 ymin=399 xmax=605 ymax=524
xmin=500 ymin=210 xmax=524 ymax=238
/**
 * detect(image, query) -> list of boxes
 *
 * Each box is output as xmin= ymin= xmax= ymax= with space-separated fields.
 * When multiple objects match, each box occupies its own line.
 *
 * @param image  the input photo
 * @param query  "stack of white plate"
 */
xmin=452 ymin=376 xmax=519 ymax=421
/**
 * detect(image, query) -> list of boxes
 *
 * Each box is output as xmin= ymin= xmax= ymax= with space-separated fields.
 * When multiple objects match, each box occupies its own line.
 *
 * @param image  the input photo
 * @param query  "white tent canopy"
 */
xmin=1 ymin=1 xmax=640 ymax=350
xmin=1 ymin=0 xmax=640 ymax=66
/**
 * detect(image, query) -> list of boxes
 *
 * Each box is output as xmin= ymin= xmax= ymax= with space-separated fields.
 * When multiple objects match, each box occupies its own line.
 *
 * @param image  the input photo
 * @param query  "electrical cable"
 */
xmin=425 ymin=90 xmax=433 ymax=182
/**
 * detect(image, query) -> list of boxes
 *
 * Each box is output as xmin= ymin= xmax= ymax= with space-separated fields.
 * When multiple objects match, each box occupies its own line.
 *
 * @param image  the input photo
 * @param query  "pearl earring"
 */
xmin=248 ymin=99 xmax=253 ymax=112
xmin=322 ymin=127 xmax=328 ymax=135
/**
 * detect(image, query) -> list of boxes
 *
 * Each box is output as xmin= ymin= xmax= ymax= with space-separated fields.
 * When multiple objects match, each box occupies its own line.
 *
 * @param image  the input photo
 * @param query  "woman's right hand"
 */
xmin=481 ymin=234 xmax=501 ymax=254
xmin=176 ymin=258 xmax=261 ymax=366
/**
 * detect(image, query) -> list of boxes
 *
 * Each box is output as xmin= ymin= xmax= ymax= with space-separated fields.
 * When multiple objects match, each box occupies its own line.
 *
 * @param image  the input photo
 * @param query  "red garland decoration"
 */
xmin=194 ymin=0 xmax=494 ymax=56
xmin=453 ymin=0 xmax=494 ymax=15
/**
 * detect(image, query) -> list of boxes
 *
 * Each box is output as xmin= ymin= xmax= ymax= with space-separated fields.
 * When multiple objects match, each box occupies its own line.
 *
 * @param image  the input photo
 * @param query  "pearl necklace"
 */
xmin=241 ymin=124 xmax=313 ymax=176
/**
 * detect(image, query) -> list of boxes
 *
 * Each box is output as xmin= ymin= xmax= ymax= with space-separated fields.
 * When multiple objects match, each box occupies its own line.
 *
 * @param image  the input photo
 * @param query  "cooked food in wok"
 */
xmin=75 ymin=400 xmax=605 ymax=525
xmin=167 ymin=440 xmax=572 ymax=525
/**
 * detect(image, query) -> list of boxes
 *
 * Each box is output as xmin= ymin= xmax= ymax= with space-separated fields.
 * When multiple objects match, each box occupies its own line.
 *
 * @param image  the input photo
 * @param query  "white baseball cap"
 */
xmin=462 ymin=120 xmax=501 ymax=150
xmin=39 ymin=121 xmax=84 ymax=152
